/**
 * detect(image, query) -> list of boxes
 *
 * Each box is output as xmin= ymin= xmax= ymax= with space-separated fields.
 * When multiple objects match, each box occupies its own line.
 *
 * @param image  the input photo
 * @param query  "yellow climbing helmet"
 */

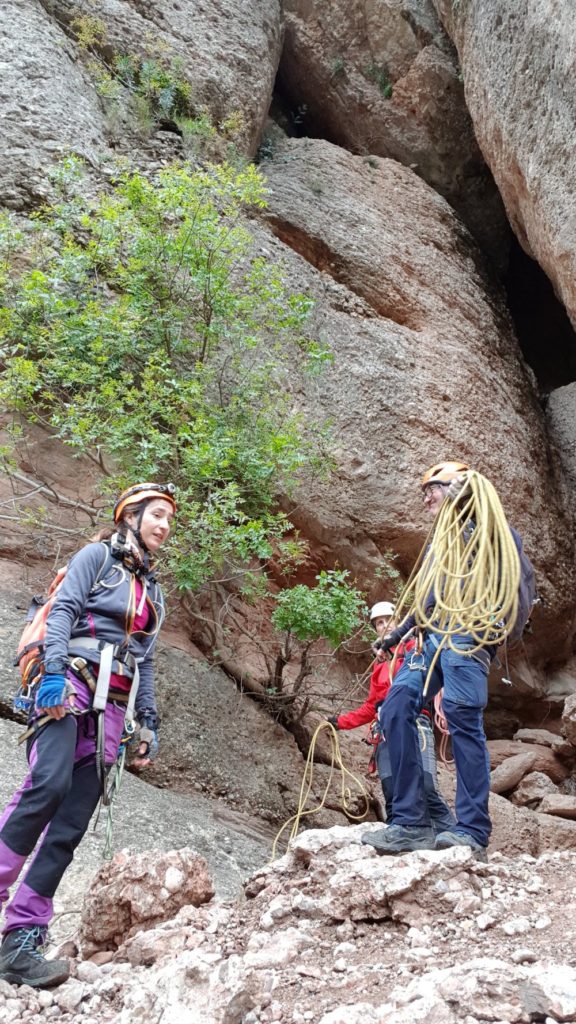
xmin=421 ymin=460 xmax=470 ymax=490
xmin=113 ymin=482 xmax=177 ymax=523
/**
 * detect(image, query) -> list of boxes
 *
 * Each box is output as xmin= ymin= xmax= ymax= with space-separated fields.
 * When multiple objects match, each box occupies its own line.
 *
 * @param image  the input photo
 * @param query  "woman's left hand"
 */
xmin=36 ymin=674 xmax=76 ymax=720
xmin=132 ymin=725 xmax=159 ymax=768
xmin=37 ymin=703 xmax=68 ymax=720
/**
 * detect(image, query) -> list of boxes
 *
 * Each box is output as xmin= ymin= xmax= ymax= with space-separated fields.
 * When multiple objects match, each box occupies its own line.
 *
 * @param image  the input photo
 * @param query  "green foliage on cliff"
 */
xmin=0 ymin=157 xmax=332 ymax=592
xmin=70 ymin=15 xmax=244 ymax=149
xmin=272 ymin=570 xmax=366 ymax=648
xmin=363 ymin=63 xmax=393 ymax=99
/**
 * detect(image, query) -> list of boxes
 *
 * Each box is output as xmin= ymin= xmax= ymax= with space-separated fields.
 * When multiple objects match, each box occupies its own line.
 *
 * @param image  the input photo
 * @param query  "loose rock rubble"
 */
xmin=2 ymin=826 xmax=576 ymax=1022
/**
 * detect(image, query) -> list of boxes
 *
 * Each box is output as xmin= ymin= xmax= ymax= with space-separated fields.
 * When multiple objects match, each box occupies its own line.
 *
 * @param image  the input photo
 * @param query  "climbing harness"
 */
xmin=66 ymin=642 xmax=140 ymax=802
xmin=271 ymin=721 xmax=371 ymax=859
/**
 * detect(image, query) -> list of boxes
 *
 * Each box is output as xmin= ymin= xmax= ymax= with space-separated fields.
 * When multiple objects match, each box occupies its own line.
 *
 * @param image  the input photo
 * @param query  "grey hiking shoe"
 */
xmin=361 ymin=824 xmax=436 ymax=854
xmin=435 ymin=830 xmax=488 ymax=862
xmin=0 ymin=926 xmax=70 ymax=988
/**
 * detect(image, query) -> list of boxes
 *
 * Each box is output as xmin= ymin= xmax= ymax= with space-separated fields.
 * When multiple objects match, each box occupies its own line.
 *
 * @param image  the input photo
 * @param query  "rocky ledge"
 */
xmin=3 ymin=825 xmax=576 ymax=1023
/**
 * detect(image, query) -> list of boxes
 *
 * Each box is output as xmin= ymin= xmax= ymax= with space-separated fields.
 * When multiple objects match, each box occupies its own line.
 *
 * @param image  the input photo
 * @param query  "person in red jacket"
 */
xmin=329 ymin=602 xmax=455 ymax=832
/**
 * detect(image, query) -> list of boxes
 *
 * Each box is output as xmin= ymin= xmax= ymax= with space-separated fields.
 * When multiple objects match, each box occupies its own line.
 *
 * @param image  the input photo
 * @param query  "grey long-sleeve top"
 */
xmin=43 ymin=542 xmax=165 ymax=715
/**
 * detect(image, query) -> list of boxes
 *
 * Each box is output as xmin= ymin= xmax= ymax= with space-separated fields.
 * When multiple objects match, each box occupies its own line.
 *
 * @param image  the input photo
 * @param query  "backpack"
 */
xmin=14 ymin=542 xmax=115 ymax=709
xmin=506 ymin=536 xmax=537 ymax=646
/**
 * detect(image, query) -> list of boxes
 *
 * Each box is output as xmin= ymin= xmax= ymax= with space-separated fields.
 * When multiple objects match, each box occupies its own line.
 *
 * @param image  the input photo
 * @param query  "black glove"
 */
xmin=380 ymin=630 xmax=402 ymax=654
xmin=327 ymin=715 xmax=340 ymax=729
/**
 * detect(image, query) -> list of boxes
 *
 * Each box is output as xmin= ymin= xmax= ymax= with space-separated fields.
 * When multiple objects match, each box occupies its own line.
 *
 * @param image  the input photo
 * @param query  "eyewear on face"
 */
xmin=422 ymin=483 xmax=448 ymax=501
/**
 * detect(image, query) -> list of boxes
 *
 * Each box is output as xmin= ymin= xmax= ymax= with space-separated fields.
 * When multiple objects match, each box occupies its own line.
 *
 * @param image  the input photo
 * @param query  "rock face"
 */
xmin=277 ymin=0 xmax=507 ymax=261
xmin=433 ymin=0 xmax=576 ymax=327
xmin=547 ymin=382 xmax=576 ymax=518
xmin=43 ymin=0 xmax=282 ymax=156
xmin=259 ymin=136 xmax=576 ymax=673
xmin=3 ymin=827 xmax=576 ymax=1023
xmin=0 ymin=0 xmax=282 ymax=208
xmin=508 ymin=771 xmax=558 ymax=810
xmin=562 ymin=692 xmax=576 ymax=746
xmin=79 ymin=847 xmax=214 ymax=951
xmin=147 ymin=643 xmax=355 ymax=827
xmin=487 ymin=739 xmax=569 ymax=784
xmin=0 ymin=0 xmax=109 ymax=208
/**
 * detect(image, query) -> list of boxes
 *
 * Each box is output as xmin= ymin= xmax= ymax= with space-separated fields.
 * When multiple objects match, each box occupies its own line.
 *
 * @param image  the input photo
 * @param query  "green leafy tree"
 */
xmin=0 ymin=157 xmax=330 ymax=593
xmin=272 ymin=569 xmax=366 ymax=647
xmin=264 ymin=570 xmax=367 ymax=722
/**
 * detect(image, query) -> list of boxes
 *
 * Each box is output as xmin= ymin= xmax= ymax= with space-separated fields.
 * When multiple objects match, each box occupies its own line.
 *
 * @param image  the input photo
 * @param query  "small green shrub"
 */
xmin=272 ymin=570 xmax=366 ymax=648
xmin=70 ymin=14 xmax=108 ymax=50
xmin=70 ymin=16 xmax=233 ymax=145
xmin=364 ymin=64 xmax=393 ymax=99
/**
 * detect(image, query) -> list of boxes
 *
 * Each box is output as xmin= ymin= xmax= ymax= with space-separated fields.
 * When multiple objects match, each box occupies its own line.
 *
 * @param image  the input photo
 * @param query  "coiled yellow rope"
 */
xmin=271 ymin=721 xmax=371 ymax=859
xmin=391 ymin=470 xmax=521 ymax=692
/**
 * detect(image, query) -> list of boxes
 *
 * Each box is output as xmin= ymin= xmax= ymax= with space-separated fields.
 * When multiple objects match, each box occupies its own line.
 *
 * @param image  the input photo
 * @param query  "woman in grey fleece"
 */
xmin=0 ymin=483 xmax=176 ymax=989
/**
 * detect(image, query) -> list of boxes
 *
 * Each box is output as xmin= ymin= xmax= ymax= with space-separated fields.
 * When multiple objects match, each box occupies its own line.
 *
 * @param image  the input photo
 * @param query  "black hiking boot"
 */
xmin=435 ymin=829 xmax=488 ymax=863
xmin=0 ymin=926 xmax=70 ymax=988
xmin=361 ymin=824 xmax=436 ymax=854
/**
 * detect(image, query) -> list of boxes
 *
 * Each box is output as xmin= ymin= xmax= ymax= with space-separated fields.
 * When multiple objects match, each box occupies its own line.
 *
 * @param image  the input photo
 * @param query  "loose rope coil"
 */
xmin=271 ymin=721 xmax=371 ymax=860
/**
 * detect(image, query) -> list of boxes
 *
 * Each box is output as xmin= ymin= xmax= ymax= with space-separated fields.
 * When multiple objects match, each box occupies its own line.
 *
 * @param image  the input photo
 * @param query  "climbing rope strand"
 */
xmin=271 ymin=721 xmax=371 ymax=860
xmin=389 ymin=472 xmax=520 ymax=690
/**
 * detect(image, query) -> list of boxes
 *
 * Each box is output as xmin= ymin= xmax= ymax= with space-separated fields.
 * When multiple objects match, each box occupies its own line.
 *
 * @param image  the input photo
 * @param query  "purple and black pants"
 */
xmin=0 ymin=679 xmax=125 ymax=933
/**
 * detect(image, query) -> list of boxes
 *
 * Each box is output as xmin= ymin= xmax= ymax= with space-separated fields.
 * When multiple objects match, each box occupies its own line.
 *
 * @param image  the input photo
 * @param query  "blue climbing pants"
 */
xmin=380 ymin=638 xmax=492 ymax=847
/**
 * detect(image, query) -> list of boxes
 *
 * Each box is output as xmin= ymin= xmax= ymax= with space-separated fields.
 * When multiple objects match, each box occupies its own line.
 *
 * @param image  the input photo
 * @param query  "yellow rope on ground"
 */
xmin=271 ymin=721 xmax=371 ymax=860
xmin=390 ymin=470 xmax=521 ymax=694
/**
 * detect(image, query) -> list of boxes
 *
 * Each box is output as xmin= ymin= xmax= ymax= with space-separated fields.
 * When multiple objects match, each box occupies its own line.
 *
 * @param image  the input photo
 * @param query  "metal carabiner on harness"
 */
xmin=13 ymin=682 xmax=36 ymax=713
xmin=408 ymin=650 xmax=427 ymax=672
xmin=408 ymin=626 xmax=431 ymax=671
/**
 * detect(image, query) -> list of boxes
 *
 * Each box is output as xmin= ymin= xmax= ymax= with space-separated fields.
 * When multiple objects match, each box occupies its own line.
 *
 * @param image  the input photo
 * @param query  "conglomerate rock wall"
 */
xmin=0 ymin=0 xmax=575 ymax=831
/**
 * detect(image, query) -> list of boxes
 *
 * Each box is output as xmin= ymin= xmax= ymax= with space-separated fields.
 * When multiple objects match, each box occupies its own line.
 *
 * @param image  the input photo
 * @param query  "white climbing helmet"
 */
xmin=369 ymin=601 xmax=396 ymax=623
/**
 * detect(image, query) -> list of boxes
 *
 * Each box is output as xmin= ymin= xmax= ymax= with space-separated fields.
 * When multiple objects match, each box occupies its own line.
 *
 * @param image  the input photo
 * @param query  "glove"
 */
xmin=380 ymin=630 xmax=402 ymax=654
xmin=36 ymin=673 xmax=67 ymax=708
xmin=134 ymin=710 xmax=160 ymax=763
xmin=446 ymin=474 xmax=472 ymax=503
xmin=326 ymin=715 xmax=340 ymax=729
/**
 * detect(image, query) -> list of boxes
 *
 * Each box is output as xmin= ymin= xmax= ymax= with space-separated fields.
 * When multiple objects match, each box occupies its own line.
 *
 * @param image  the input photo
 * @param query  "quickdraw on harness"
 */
xmin=17 ymin=642 xmax=141 ymax=788
xmin=364 ymin=718 xmax=381 ymax=775
xmin=67 ymin=643 xmax=141 ymax=804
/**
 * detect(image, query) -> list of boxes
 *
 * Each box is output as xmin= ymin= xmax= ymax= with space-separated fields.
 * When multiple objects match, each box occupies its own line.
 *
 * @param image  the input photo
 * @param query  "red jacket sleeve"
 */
xmin=337 ymin=661 xmax=391 ymax=730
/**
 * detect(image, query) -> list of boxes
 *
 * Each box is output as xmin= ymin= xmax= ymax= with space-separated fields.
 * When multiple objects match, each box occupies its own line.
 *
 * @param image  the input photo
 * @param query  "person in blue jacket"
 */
xmin=0 ymin=482 xmax=176 ymax=988
xmin=362 ymin=461 xmax=531 ymax=861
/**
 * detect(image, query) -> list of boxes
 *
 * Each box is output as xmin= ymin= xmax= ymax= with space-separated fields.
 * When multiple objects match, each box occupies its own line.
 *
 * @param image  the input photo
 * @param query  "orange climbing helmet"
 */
xmin=113 ymin=482 xmax=177 ymax=523
xmin=421 ymin=461 xmax=470 ymax=490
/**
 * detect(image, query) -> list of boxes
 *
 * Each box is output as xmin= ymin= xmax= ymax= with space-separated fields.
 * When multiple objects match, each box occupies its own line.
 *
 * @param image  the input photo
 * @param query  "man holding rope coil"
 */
xmin=362 ymin=460 xmax=535 ymax=860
